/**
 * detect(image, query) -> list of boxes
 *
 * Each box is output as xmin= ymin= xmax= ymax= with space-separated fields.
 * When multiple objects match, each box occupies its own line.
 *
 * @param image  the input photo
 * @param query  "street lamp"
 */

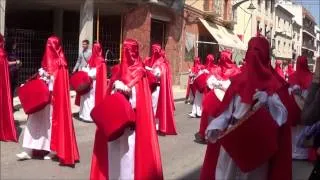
xmin=247 ymin=0 xmax=256 ymax=11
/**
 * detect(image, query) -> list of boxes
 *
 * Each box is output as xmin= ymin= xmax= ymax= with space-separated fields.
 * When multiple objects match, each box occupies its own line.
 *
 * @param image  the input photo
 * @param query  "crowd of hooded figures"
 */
xmin=1 ymin=32 xmax=320 ymax=180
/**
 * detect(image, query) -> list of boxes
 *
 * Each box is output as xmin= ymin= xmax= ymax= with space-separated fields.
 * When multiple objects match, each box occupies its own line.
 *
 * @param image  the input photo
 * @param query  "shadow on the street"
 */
xmin=72 ymin=112 xmax=80 ymax=120
xmin=176 ymin=166 xmax=201 ymax=180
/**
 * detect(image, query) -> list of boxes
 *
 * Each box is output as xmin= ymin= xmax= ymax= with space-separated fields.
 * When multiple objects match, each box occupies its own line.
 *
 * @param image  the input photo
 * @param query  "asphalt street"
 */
xmin=0 ymin=101 xmax=314 ymax=180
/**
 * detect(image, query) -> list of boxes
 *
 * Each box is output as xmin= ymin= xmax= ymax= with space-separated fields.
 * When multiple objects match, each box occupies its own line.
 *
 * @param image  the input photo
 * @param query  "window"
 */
xmin=265 ymin=0 xmax=268 ymax=11
xmin=271 ymin=0 xmax=275 ymax=13
xmin=214 ymin=0 xmax=223 ymax=16
xmin=278 ymin=40 xmax=281 ymax=50
xmin=257 ymin=21 xmax=261 ymax=33
xmin=278 ymin=17 xmax=281 ymax=28
xmin=265 ymin=24 xmax=267 ymax=36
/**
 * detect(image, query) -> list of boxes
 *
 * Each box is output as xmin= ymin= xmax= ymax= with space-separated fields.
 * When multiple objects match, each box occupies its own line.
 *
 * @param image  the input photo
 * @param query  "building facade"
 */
xmin=302 ymin=8 xmax=317 ymax=63
xmin=1 ymin=0 xmax=240 ymax=87
xmin=273 ymin=4 xmax=294 ymax=62
xmin=315 ymin=26 xmax=320 ymax=59
xmin=292 ymin=21 xmax=302 ymax=60
xmin=279 ymin=0 xmax=316 ymax=69
xmin=233 ymin=0 xmax=275 ymax=46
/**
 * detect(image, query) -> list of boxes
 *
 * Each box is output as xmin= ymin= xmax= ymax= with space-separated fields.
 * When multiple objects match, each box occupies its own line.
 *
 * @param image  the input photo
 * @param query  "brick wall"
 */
xmin=123 ymin=5 xmax=151 ymax=59
xmin=123 ymin=5 xmax=205 ymax=85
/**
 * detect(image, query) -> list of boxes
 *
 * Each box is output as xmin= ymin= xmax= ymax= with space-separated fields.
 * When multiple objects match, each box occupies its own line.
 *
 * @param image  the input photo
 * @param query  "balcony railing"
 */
xmin=302 ymin=41 xmax=316 ymax=51
xmin=303 ymin=24 xmax=316 ymax=37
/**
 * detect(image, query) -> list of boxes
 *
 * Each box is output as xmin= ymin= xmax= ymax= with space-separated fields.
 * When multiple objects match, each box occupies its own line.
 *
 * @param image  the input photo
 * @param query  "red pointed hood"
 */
xmin=218 ymin=50 xmax=240 ymax=80
xmin=286 ymin=63 xmax=295 ymax=76
xmin=275 ymin=60 xmax=285 ymax=79
xmin=288 ymin=56 xmax=312 ymax=89
xmin=119 ymin=39 xmax=145 ymax=88
xmin=226 ymin=36 xmax=286 ymax=105
xmin=41 ymin=36 xmax=67 ymax=75
xmin=88 ymin=42 xmax=104 ymax=68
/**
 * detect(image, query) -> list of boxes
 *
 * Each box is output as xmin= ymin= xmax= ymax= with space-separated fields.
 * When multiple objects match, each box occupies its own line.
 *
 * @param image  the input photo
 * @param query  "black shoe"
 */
xmin=194 ymin=132 xmax=207 ymax=144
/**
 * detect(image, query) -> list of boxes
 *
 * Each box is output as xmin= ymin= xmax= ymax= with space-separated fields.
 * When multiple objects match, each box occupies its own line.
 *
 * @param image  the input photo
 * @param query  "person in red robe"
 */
xmin=195 ymin=50 xmax=240 ymax=143
xmin=75 ymin=42 xmax=108 ymax=122
xmin=87 ymin=42 xmax=108 ymax=107
xmin=286 ymin=63 xmax=295 ymax=80
xmin=0 ymin=33 xmax=18 ymax=142
xmin=288 ymin=56 xmax=313 ymax=160
xmin=90 ymin=39 xmax=163 ymax=180
xmin=189 ymin=55 xmax=215 ymax=118
xmin=275 ymin=60 xmax=285 ymax=79
xmin=185 ymin=57 xmax=203 ymax=104
xmin=144 ymin=44 xmax=177 ymax=135
xmin=201 ymin=36 xmax=292 ymax=180
xmin=16 ymin=35 xmax=80 ymax=166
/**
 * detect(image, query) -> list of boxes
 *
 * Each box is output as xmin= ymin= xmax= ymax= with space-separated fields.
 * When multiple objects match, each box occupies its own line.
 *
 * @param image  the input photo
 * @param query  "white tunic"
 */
xmin=22 ymin=71 xmax=54 ymax=152
xmin=191 ymin=69 xmax=210 ymax=117
xmin=206 ymin=92 xmax=288 ymax=180
xmin=108 ymin=86 xmax=137 ymax=180
xmin=79 ymin=68 xmax=97 ymax=122
xmin=289 ymin=84 xmax=309 ymax=160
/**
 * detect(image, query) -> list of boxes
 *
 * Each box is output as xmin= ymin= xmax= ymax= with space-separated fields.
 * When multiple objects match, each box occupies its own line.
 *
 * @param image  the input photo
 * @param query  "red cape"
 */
xmin=50 ymin=66 xmax=80 ymax=165
xmin=200 ymin=83 xmax=292 ymax=180
xmin=90 ymin=39 xmax=163 ymax=179
xmin=0 ymin=48 xmax=17 ymax=142
xmin=89 ymin=77 xmax=163 ymax=180
xmin=155 ymin=58 xmax=177 ymax=135
xmin=198 ymin=91 xmax=221 ymax=139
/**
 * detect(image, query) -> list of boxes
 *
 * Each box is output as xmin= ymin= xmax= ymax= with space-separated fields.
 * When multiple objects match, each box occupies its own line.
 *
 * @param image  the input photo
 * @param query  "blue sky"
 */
xmin=294 ymin=0 xmax=320 ymax=25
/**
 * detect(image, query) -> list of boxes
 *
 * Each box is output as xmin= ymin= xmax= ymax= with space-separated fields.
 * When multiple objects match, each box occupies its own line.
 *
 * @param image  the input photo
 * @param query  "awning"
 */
xmin=199 ymin=18 xmax=247 ymax=51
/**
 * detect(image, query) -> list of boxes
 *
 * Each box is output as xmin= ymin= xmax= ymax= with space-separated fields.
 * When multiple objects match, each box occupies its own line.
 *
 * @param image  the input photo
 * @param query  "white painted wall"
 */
xmin=79 ymin=0 xmax=94 ymax=52
xmin=0 ymin=0 xmax=5 ymax=35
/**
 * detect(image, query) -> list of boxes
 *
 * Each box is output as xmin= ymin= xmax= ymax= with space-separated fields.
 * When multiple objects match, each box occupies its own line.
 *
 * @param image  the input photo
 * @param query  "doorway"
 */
xmin=150 ymin=19 xmax=166 ymax=51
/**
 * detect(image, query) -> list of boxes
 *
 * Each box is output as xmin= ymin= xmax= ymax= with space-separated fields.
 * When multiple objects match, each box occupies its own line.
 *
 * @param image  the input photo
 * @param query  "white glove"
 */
xmin=253 ymin=90 xmax=268 ymax=109
xmin=288 ymin=85 xmax=301 ymax=95
xmin=153 ymin=67 xmax=161 ymax=78
xmin=206 ymin=75 xmax=218 ymax=90
xmin=82 ymin=66 xmax=90 ymax=73
xmin=145 ymin=66 xmax=153 ymax=71
xmin=206 ymin=129 xmax=222 ymax=143
xmin=88 ymin=68 xmax=97 ymax=79
xmin=114 ymin=80 xmax=130 ymax=92
xmin=38 ymin=68 xmax=45 ymax=76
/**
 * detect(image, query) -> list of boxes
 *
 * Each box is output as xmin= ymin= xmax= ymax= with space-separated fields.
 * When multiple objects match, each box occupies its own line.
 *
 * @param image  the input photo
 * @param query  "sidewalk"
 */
xmin=13 ymin=86 xmax=186 ymax=123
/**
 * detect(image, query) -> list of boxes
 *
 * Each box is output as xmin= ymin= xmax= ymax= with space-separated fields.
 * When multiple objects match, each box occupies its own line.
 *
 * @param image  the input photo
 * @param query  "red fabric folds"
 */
xmin=18 ymin=79 xmax=51 ymax=114
xmin=275 ymin=60 xmax=285 ymax=79
xmin=288 ymin=56 xmax=312 ymax=89
xmin=286 ymin=63 xmax=295 ymax=77
xmin=217 ymin=50 xmax=241 ymax=80
xmin=150 ymin=45 xmax=177 ymax=135
xmin=90 ymin=39 xmax=163 ymax=180
xmin=220 ymin=107 xmax=279 ymax=172
xmin=186 ymin=57 xmax=203 ymax=99
xmin=0 ymin=34 xmax=17 ymax=142
xmin=88 ymin=43 xmax=108 ymax=104
xmin=198 ymin=91 xmax=221 ymax=139
xmin=42 ymin=36 xmax=79 ymax=165
xmin=200 ymin=37 xmax=291 ymax=179
xmin=200 ymin=142 xmax=221 ymax=180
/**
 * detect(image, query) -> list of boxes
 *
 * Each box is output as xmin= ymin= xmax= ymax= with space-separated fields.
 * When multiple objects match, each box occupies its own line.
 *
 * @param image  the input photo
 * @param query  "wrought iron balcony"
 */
xmin=302 ymin=40 xmax=316 ymax=51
